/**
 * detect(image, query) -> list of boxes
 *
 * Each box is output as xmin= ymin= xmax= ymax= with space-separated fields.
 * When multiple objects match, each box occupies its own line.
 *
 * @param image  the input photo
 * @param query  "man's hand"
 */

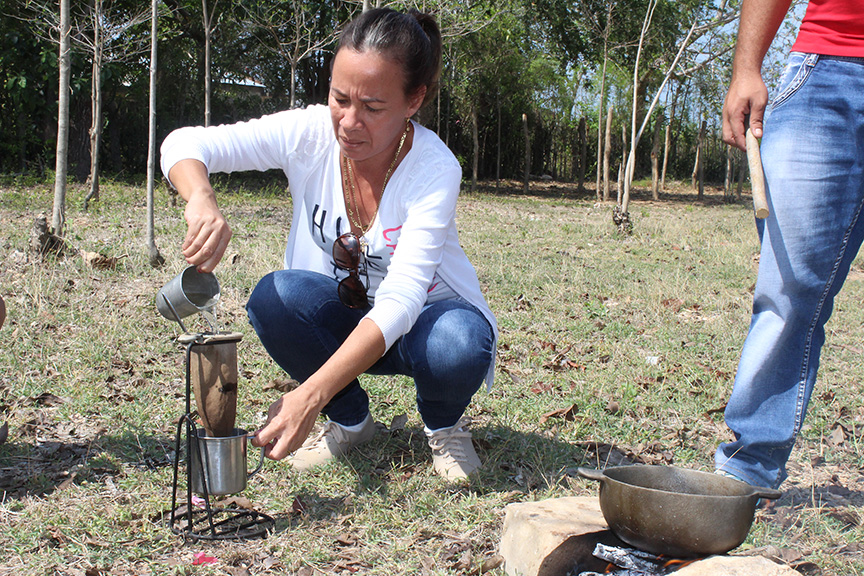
xmin=722 ymin=71 xmax=768 ymax=151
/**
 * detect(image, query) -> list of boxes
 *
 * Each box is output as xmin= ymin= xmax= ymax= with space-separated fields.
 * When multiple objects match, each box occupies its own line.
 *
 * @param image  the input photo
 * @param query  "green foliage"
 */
xmin=1 ymin=0 xmax=744 ymax=187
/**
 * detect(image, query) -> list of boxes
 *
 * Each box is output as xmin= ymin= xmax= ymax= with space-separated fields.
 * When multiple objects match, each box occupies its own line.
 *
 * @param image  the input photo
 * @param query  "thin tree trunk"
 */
xmin=495 ymin=92 xmax=501 ymax=187
xmin=620 ymin=0 xmax=658 ymax=216
xmin=693 ymin=119 xmax=705 ymax=199
xmin=471 ymin=104 xmax=478 ymax=192
xmin=651 ymin=115 xmax=661 ymax=200
xmin=724 ymin=145 xmax=733 ymax=199
xmin=52 ymin=0 xmax=72 ymax=236
xmin=698 ymin=129 xmax=705 ymax=199
xmin=595 ymin=5 xmax=611 ymax=202
xmin=736 ymin=148 xmax=746 ymax=199
xmin=203 ymin=0 xmax=212 ymax=127
xmin=578 ymin=116 xmax=587 ymax=193
xmin=84 ymin=0 xmax=103 ymax=211
xmin=290 ymin=61 xmax=297 ymax=109
xmin=444 ymin=65 xmax=453 ymax=146
xmin=146 ymin=0 xmax=163 ymax=267
xmin=661 ymin=122 xmax=671 ymax=191
xmin=523 ymin=113 xmax=530 ymax=195
xmin=603 ymin=105 xmax=612 ymax=201
xmin=691 ymin=144 xmax=700 ymax=189
xmin=621 ymin=2 xmax=704 ymax=218
xmin=436 ymin=77 xmax=441 ymax=135
xmin=618 ymin=123 xmax=627 ymax=205
xmin=662 ymin=82 xmax=683 ymax=193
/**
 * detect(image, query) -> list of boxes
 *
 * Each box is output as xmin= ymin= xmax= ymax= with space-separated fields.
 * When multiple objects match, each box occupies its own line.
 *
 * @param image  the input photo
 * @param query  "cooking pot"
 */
xmin=577 ymin=465 xmax=781 ymax=557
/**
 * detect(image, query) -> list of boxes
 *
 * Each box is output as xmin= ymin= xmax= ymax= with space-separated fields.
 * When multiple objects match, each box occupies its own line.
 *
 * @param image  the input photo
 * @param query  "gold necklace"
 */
xmin=343 ymin=119 xmax=411 ymax=236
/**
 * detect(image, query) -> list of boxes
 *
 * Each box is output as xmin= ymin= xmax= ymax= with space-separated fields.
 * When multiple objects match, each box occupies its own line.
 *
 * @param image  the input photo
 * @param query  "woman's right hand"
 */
xmin=169 ymin=159 xmax=232 ymax=273
xmin=182 ymin=189 xmax=232 ymax=273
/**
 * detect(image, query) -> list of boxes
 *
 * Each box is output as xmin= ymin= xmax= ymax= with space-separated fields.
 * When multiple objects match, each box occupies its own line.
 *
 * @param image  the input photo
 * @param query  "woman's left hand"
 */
xmin=251 ymin=319 xmax=386 ymax=460
xmin=251 ymin=387 xmax=322 ymax=460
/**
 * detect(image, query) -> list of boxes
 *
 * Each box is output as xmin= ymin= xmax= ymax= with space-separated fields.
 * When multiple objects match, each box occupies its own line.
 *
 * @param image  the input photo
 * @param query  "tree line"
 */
xmin=2 ymin=0 xmax=771 ymax=206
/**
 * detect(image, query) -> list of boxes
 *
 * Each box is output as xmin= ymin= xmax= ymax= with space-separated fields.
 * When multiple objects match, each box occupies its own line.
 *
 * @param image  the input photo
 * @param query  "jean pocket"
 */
xmin=770 ymin=52 xmax=819 ymax=110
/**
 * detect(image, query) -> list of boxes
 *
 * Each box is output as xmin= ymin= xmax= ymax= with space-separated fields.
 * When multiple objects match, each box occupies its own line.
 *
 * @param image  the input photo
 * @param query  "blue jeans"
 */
xmin=715 ymin=53 xmax=864 ymax=488
xmin=246 ymin=269 xmax=494 ymax=430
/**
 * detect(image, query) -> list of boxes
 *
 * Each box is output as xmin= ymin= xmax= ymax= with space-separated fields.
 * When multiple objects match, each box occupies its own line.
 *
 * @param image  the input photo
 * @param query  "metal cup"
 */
xmin=156 ymin=265 xmax=220 ymax=323
xmin=189 ymin=428 xmax=264 ymax=496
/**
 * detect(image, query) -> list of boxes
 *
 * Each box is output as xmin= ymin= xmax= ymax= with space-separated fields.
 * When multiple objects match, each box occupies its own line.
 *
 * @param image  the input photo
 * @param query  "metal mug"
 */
xmin=156 ymin=265 xmax=220 ymax=323
xmin=189 ymin=428 xmax=264 ymax=496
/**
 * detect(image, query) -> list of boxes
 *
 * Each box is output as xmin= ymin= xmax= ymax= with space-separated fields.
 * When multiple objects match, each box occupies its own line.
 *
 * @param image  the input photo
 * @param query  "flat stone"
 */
xmin=675 ymin=555 xmax=799 ymax=576
xmin=499 ymin=496 xmax=799 ymax=576
xmin=500 ymin=496 xmax=625 ymax=576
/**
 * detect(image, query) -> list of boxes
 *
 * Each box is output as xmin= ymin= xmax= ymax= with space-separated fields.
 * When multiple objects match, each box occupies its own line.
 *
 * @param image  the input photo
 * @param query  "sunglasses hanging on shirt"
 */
xmin=332 ymin=232 xmax=369 ymax=309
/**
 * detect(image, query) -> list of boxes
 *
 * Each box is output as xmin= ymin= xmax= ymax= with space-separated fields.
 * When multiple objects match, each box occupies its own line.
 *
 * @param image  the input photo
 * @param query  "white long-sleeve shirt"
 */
xmin=161 ymin=104 xmax=497 ymax=385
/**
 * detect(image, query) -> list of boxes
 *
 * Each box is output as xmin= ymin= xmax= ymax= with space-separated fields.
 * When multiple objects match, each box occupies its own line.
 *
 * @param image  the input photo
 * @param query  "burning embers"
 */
xmin=576 ymin=543 xmax=698 ymax=576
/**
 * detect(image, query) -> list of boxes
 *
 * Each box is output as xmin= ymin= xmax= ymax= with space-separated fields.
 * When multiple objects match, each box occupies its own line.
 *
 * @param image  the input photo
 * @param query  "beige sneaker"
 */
xmin=427 ymin=416 xmax=482 ymax=481
xmin=288 ymin=413 xmax=377 ymax=471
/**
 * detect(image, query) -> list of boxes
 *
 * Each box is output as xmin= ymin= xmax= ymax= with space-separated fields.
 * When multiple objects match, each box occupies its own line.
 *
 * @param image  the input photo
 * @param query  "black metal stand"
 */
xmin=168 ymin=335 xmax=274 ymax=541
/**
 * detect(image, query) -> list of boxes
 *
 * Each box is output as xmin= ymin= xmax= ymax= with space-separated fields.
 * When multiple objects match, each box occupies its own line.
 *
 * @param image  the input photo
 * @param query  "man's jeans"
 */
xmin=715 ymin=53 xmax=864 ymax=488
xmin=246 ymin=269 xmax=494 ymax=430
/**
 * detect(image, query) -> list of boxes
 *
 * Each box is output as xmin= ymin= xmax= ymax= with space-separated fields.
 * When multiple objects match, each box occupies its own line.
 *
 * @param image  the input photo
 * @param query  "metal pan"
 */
xmin=578 ymin=465 xmax=781 ymax=557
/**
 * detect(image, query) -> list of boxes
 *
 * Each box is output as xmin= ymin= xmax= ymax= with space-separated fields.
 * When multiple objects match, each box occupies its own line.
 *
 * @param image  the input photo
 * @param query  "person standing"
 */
xmin=716 ymin=0 xmax=864 ymax=488
xmin=161 ymin=8 xmax=496 ymax=481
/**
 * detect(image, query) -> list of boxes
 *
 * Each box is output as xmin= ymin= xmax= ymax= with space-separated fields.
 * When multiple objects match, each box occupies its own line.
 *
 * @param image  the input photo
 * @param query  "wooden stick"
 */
xmin=745 ymin=128 xmax=769 ymax=219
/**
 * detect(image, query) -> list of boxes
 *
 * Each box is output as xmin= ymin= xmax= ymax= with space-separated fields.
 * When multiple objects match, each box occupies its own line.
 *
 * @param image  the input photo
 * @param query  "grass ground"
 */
xmin=1 ymin=176 xmax=862 ymax=575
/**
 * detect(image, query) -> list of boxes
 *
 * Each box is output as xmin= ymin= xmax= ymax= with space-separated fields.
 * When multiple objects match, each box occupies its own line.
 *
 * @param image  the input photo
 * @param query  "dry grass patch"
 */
xmin=0 ymin=177 xmax=862 ymax=575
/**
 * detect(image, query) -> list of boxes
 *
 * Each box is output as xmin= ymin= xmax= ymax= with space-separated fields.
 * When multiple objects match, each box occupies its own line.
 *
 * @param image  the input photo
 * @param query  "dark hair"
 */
xmin=337 ymin=8 xmax=442 ymax=108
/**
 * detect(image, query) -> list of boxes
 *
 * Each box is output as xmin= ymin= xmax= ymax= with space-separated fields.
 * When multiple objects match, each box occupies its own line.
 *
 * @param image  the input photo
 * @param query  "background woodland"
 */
xmin=1 ymin=0 xmax=802 ymax=207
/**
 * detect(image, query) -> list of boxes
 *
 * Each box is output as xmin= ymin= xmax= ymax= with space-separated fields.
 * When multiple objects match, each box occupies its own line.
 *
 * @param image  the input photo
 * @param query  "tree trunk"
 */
xmin=290 ymin=61 xmax=297 ymax=109
xmin=595 ymin=17 xmax=610 ymax=202
xmin=621 ymin=124 xmax=628 ymax=190
xmin=52 ymin=0 xmax=72 ymax=236
xmin=84 ymin=0 xmax=104 ymax=211
xmin=495 ymin=92 xmax=501 ymax=187
xmin=691 ymin=145 xmax=700 ymax=190
xmin=698 ymin=129 xmax=705 ymax=199
xmin=692 ymin=119 xmax=705 ymax=199
xmin=578 ymin=116 xmax=586 ymax=193
xmin=736 ymin=148 xmax=746 ymax=199
xmin=621 ymin=0 xmax=704 ymax=219
xmin=661 ymin=123 xmax=671 ymax=191
xmin=523 ymin=113 xmax=530 ymax=195
xmin=471 ymin=104 xmax=478 ymax=192
xmin=147 ymin=0 xmax=164 ymax=267
xmin=651 ymin=115 xmax=661 ymax=200
xmin=603 ymin=105 xmax=612 ymax=202
xmin=203 ymin=0 xmax=212 ymax=127
xmin=724 ymin=145 xmax=733 ymax=199
xmin=620 ymin=0 xmax=658 ymax=216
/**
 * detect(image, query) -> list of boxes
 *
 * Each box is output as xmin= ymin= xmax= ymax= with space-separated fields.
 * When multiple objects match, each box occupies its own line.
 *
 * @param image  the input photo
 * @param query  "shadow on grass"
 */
xmin=330 ymin=423 xmax=598 ymax=498
xmin=470 ymin=179 xmax=754 ymax=212
xmin=775 ymin=483 xmax=864 ymax=508
xmin=0 ymin=428 xmax=177 ymax=500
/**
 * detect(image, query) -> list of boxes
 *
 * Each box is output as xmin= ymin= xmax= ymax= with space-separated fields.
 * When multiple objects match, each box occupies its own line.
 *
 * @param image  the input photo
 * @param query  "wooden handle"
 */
xmin=745 ymin=128 xmax=769 ymax=219
xmin=576 ymin=467 xmax=606 ymax=481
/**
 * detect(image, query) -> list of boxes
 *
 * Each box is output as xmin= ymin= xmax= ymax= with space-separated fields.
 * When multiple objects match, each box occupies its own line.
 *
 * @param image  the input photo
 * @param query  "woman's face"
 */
xmin=329 ymin=48 xmax=425 ymax=165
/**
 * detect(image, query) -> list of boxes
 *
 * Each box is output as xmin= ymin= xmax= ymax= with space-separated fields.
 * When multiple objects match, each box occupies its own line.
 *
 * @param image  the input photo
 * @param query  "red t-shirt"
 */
xmin=791 ymin=0 xmax=864 ymax=56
